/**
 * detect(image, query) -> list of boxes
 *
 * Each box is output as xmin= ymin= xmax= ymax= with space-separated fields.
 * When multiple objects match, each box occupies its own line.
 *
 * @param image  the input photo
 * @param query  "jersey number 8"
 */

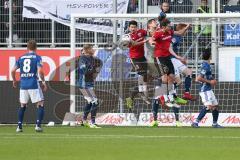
xmin=23 ymin=59 xmax=31 ymax=73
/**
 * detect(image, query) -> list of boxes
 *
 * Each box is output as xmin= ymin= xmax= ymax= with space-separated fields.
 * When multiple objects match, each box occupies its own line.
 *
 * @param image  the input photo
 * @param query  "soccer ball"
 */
xmin=119 ymin=34 xmax=131 ymax=49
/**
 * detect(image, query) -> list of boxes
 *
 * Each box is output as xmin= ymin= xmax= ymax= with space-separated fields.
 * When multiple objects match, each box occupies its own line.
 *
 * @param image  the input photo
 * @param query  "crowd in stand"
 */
xmin=0 ymin=0 xmax=238 ymax=47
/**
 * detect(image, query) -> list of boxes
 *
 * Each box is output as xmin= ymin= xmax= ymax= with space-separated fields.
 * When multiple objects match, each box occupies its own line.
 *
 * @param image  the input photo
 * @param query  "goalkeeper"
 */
xmin=78 ymin=44 xmax=103 ymax=128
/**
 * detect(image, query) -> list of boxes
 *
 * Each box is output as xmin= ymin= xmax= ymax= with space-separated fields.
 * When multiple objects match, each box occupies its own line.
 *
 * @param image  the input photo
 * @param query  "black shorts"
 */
xmin=155 ymin=56 xmax=175 ymax=75
xmin=131 ymin=56 xmax=148 ymax=76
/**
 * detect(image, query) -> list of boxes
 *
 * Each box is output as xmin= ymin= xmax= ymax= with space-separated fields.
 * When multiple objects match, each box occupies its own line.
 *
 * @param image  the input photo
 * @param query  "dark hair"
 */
xmin=202 ymin=48 xmax=211 ymax=60
xmin=27 ymin=40 xmax=37 ymax=51
xmin=160 ymin=18 xmax=171 ymax=27
xmin=128 ymin=20 xmax=138 ymax=27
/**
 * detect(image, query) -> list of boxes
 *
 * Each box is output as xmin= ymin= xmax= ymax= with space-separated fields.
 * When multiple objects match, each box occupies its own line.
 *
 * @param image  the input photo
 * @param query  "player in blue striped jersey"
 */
xmin=191 ymin=49 xmax=223 ymax=128
xmin=78 ymin=44 xmax=103 ymax=128
xmin=11 ymin=40 xmax=47 ymax=132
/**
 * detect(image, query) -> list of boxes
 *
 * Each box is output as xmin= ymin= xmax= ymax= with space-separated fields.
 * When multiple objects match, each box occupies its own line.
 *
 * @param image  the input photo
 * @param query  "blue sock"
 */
xmin=184 ymin=75 xmax=192 ymax=92
xmin=91 ymin=102 xmax=99 ymax=124
xmin=36 ymin=106 xmax=44 ymax=127
xmin=212 ymin=109 xmax=219 ymax=124
xmin=83 ymin=103 xmax=92 ymax=120
xmin=152 ymin=99 xmax=159 ymax=121
xmin=18 ymin=106 xmax=26 ymax=129
xmin=172 ymin=107 xmax=179 ymax=121
xmin=196 ymin=106 xmax=208 ymax=123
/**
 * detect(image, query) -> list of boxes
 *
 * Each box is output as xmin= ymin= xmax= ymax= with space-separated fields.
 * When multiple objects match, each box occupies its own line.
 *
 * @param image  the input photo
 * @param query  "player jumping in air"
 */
xmin=171 ymin=24 xmax=195 ymax=101
xmin=125 ymin=20 xmax=151 ymax=110
xmin=78 ymin=44 xmax=103 ymax=128
xmin=11 ymin=40 xmax=47 ymax=132
xmin=191 ymin=49 xmax=223 ymax=128
xmin=149 ymin=18 xmax=186 ymax=127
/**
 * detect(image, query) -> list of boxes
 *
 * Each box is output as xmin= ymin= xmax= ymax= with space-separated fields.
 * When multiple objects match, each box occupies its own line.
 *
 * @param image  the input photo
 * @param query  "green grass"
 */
xmin=0 ymin=126 xmax=240 ymax=160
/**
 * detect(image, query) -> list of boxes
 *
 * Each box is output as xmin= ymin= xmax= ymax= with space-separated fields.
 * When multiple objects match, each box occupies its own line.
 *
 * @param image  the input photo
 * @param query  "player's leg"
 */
xmin=80 ymin=88 xmax=93 ymax=125
xmin=192 ymin=90 xmax=214 ymax=128
xmin=127 ymin=57 xmax=150 ymax=106
xmin=209 ymin=91 xmax=223 ymax=128
xmin=181 ymin=67 xmax=195 ymax=100
xmin=150 ymin=80 xmax=163 ymax=127
xmin=29 ymin=85 xmax=45 ymax=132
xmin=171 ymin=58 xmax=188 ymax=104
xmin=17 ymin=90 xmax=30 ymax=132
xmin=80 ymin=87 xmax=101 ymax=128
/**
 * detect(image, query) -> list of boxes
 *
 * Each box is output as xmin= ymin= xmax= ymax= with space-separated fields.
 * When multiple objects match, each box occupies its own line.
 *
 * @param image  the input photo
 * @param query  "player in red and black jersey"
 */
xmin=126 ymin=20 xmax=151 ymax=109
xmin=150 ymin=18 xmax=185 ymax=108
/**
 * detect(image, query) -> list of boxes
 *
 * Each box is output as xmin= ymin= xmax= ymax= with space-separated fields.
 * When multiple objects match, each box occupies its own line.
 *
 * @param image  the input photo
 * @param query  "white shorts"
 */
xmin=171 ymin=58 xmax=187 ymax=76
xmin=199 ymin=90 xmax=218 ymax=106
xmin=19 ymin=83 xmax=44 ymax=104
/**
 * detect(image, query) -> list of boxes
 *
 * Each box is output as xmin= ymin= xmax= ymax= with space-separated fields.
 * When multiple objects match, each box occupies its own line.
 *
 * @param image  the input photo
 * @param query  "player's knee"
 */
xmin=183 ymin=68 xmax=192 ymax=76
xmin=175 ymin=76 xmax=182 ymax=85
xmin=37 ymin=101 xmax=44 ymax=106
xmin=21 ymin=104 xmax=27 ymax=108
xmin=91 ymin=98 xmax=99 ymax=106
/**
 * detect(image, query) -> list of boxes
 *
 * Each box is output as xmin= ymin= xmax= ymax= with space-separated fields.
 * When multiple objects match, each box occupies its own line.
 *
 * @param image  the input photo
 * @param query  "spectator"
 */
xmin=3 ymin=0 xmax=23 ymax=47
xmin=170 ymin=0 xmax=193 ymax=13
xmin=159 ymin=1 xmax=171 ymax=13
xmin=194 ymin=0 xmax=212 ymax=54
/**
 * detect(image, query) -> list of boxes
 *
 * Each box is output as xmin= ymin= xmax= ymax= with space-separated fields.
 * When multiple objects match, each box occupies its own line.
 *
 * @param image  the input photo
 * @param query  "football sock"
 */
xmin=212 ymin=109 xmax=219 ymax=124
xmin=83 ymin=103 xmax=92 ymax=120
xmin=18 ymin=106 xmax=26 ymax=129
xmin=185 ymin=75 xmax=192 ymax=92
xmin=36 ymin=106 xmax=44 ymax=127
xmin=196 ymin=106 xmax=208 ymax=123
xmin=152 ymin=99 xmax=159 ymax=121
xmin=173 ymin=107 xmax=180 ymax=121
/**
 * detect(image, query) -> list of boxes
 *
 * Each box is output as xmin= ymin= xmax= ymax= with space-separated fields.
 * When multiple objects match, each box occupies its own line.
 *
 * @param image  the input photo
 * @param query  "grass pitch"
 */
xmin=0 ymin=125 xmax=240 ymax=160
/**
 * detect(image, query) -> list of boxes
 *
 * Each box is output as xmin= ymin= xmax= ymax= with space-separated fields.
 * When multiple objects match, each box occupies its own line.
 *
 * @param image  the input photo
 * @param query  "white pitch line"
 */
xmin=1 ymin=134 xmax=240 ymax=140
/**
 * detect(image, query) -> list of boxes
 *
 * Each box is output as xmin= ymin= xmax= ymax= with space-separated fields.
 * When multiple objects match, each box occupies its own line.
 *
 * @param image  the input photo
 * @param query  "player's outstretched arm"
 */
xmin=169 ymin=46 xmax=186 ymax=63
xmin=174 ymin=24 xmax=191 ymax=36
xmin=131 ymin=39 xmax=149 ymax=47
xmin=38 ymin=67 xmax=47 ymax=91
xmin=11 ymin=66 xmax=18 ymax=88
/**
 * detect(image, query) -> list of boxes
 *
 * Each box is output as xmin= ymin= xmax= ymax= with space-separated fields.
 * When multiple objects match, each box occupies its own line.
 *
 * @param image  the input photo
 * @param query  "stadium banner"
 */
xmin=218 ymin=47 xmax=240 ymax=82
xmin=62 ymin=113 xmax=138 ymax=126
xmin=224 ymin=5 xmax=240 ymax=46
xmin=137 ymin=113 xmax=240 ymax=127
xmin=22 ymin=0 xmax=129 ymax=34
xmin=0 ymin=48 xmax=80 ymax=81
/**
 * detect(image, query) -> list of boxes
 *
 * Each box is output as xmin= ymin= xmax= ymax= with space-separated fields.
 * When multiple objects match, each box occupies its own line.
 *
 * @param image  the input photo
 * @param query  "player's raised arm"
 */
xmin=174 ymin=24 xmax=191 ymax=36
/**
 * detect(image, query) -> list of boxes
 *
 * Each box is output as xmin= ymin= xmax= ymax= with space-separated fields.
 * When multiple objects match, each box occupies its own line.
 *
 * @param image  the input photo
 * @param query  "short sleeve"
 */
xmin=200 ymin=65 xmax=208 ymax=77
xmin=37 ymin=56 xmax=43 ymax=67
xmin=15 ymin=59 xmax=20 ymax=69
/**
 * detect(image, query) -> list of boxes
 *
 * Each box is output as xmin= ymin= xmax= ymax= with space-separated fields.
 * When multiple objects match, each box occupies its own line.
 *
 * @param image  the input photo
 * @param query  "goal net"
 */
xmin=69 ymin=13 xmax=240 ymax=120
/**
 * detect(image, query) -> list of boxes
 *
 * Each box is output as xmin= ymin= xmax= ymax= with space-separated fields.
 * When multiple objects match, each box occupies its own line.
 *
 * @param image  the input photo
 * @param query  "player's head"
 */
xmin=160 ymin=18 xmax=171 ymax=31
xmin=128 ymin=20 xmax=138 ymax=33
xmin=27 ymin=40 xmax=37 ymax=51
xmin=160 ymin=2 xmax=170 ymax=13
xmin=147 ymin=19 xmax=157 ymax=32
xmin=175 ymin=23 xmax=187 ymax=31
xmin=83 ymin=44 xmax=95 ymax=56
xmin=202 ymin=48 xmax=211 ymax=60
xmin=201 ymin=0 xmax=208 ymax=6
